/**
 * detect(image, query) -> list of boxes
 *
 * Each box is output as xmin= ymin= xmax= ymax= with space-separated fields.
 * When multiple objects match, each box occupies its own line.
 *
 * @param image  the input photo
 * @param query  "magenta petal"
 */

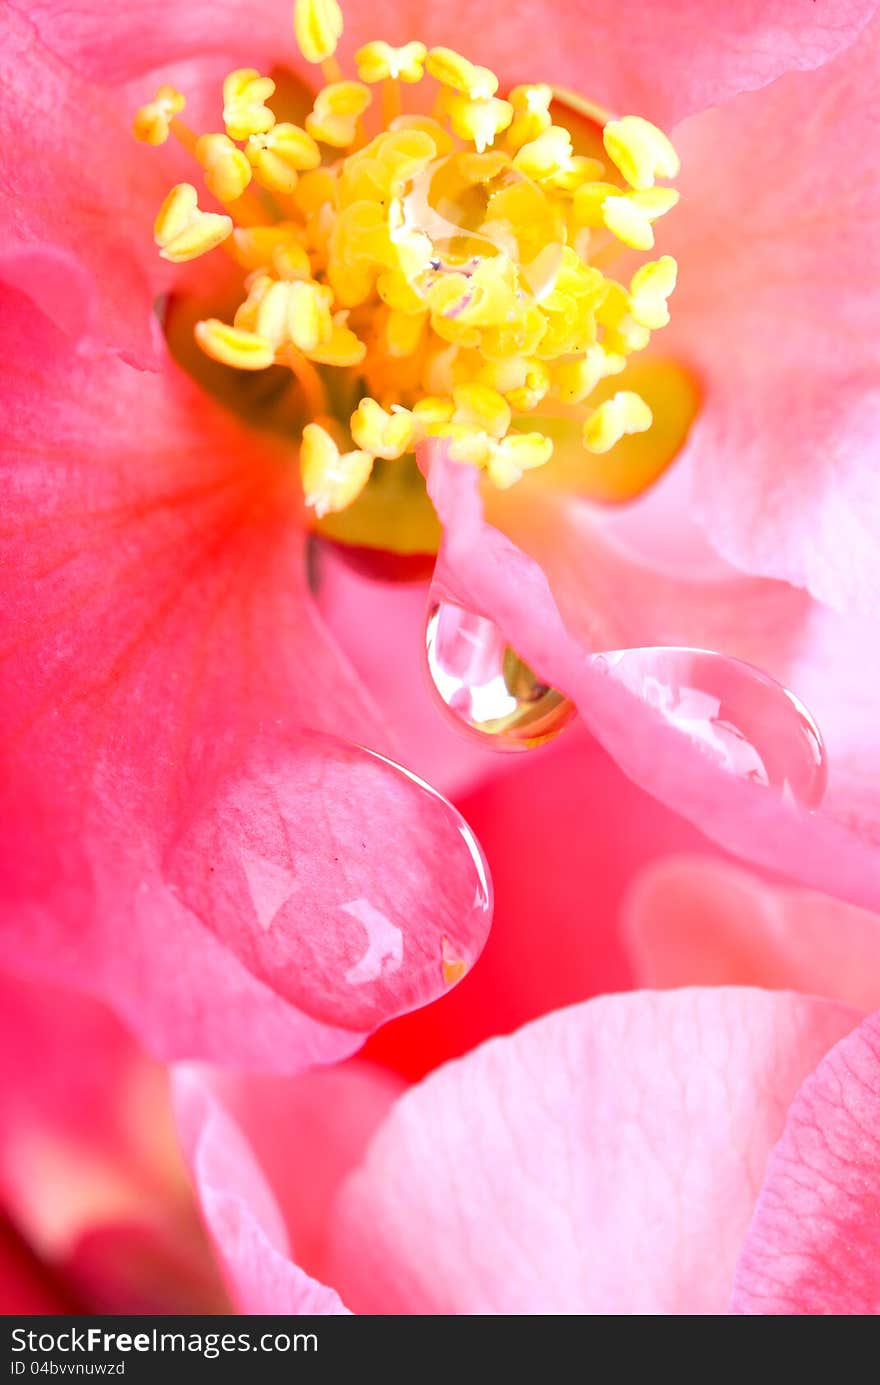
xmin=731 ymin=1010 xmax=880 ymax=1314
xmin=329 ymin=990 xmax=858 ymax=1313
xmin=173 ymin=1067 xmax=350 ymax=1314
xmin=0 ymin=11 xmax=170 ymax=364
xmin=0 ymin=295 xmax=490 ymax=1067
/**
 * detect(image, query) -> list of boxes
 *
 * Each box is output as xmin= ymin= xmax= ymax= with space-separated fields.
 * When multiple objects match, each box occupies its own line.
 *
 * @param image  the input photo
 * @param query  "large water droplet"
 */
xmin=424 ymin=600 xmax=576 ymax=751
xmin=399 ymin=151 xmax=565 ymax=301
xmin=592 ymin=646 xmax=828 ymax=808
xmin=166 ymin=733 xmax=492 ymax=1030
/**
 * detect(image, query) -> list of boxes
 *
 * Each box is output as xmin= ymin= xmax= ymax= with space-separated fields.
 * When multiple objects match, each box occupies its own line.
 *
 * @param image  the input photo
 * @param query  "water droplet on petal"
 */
xmin=592 ymin=646 xmax=827 ymax=808
xmin=166 ymin=734 xmax=492 ymax=1030
xmin=425 ymin=600 xmax=576 ymax=751
xmin=399 ymin=151 xmax=564 ymax=301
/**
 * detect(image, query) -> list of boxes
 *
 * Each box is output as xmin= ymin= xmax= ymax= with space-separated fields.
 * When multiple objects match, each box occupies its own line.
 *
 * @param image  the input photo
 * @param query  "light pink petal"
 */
xmin=731 ymin=1010 xmax=880 ymax=1314
xmin=173 ymin=1067 xmax=349 ymax=1314
xmin=329 ymin=989 xmax=858 ymax=1314
xmin=0 ymin=293 xmax=491 ymax=1069
xmin=424 ymin=446 xmax=880 ymax=917
xmin=626 ymin=856 xmax=880 ymax=1013
xmin=13 ymin=0 xmax=877 ymax=126
xmin=0 ymin=10 xmax=171 ymax=364
xmin=364 ymin=724 xmax=711 ymax=1080
xmin=664 ymin=14 xmax=880 ymax=615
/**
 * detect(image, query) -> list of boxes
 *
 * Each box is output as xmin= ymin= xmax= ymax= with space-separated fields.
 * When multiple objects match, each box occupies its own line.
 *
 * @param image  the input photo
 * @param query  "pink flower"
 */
xmin=3 ymin=0 xmax=879 ymax=1073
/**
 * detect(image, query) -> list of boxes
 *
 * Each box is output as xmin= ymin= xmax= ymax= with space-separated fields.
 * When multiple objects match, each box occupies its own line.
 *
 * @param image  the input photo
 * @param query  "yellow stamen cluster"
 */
xmin=136 ymin=9 xmax=680 ymax=520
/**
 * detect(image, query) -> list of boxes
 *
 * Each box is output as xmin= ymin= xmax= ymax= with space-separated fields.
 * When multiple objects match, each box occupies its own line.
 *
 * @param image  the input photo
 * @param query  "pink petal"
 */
xmin=0 ymin=293 xmax=491 ymax=1068
xmin=0 ymin=10 xmax=170 ymax=365
xmin=203 ymin=1064 xmax=404 ymax=1277
xmin=364 ymin=723 xmax=710 ymax=1080
xmin=424 ymin=446 xmax=880 ymax=917
xmin=731 ymin=1010 xmax=880 ymax=1314
xmin=312 ymin=545 xmax=502 ymax=800
xmin=626 ymin=856 xmax=880 ymax=1013
xmin=664 ymin=14 xmax=880 ymax=615
xmin=329 ymin=989 xmax=858 ymax=1313
xmin=173 ymin=1067 xmax=350 ymax=1314
xmin=12 ymin=0 xmax=875 ymax=125
xmin=0 ymin=971 xmax=224 ymax=1312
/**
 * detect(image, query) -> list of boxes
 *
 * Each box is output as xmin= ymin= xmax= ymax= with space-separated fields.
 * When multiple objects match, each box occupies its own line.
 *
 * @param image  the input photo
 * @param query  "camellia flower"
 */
xmin=7 ymin=746 xmax=880 ymax=1316
xmin=3 ymin=0 xmax=880 ymax=1070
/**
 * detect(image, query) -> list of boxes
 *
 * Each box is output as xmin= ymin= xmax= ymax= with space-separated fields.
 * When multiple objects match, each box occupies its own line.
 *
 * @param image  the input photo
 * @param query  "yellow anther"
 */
xmin=194 ymin=133 xmax=252 ymax=203
xmin=306 ymin=82 xmax=372 ymax=148
xmin=194 ymin=318 xmax=276 ymax=370
xmin=426 ymin=47 xmax=498 ymax=101
xmin=251 ymin=279 xmax=334 ymax=352
xmin=356 ymin=41 xmax=427 ymax=83
xmin=222 ymin=69 xmax=276 ymax=141
xmin=231 ymin=224 xmax=306 ymax=273
xmin=293 ymin=0 xmax=343 ymax=64
xmin=485 ymin=432 xmax=554 ymax=489
xmin=412 ymin=396 xmax=455 ymax=433
xmin=602 ymin=115 xmax=680 ymax=191
xmin=442 ymin=93 xmax=513 ymax=153
xmin=583 ymin=390 xmax=653 ymax=453
xmin=245 ymin=123 xmax=321 ymax=194
xmin=153 ymin=183 xmax=232 ymax=262
xmin=601 ymin=187 xmax=679 ymax=250
xmin=376 ymin=270 xmax=427 ymax=315
xmin=571 ymin=181 xmax=622 ymax=228
xmin=552 ymin=345 xmax=624 ymax=403
xmin=351 ymin=397 xmax=416 ymax=459
xmin=597 ymin=281 xmax=651 ymax=355
xmin=433 ymin=424 xmax=495 ymax=468
xmin=427 ymin=256 xmax=519 ymax=335
xmin=513 ymin=126 xmax=603 ymax=191
xmin=340 ymin=129 xmax=436 ymax=205
xmin=133 ymin=85 xmax=185 ymax=146
xmin=300 ymin=422 xmax=373 ymax=517
xmin=452 ymin=382 xmax=511 ymax=438
xmin=389 ymin=113 xmax=456 ymax=156
xmin=505 ymin=360 xmax=550 ymax=412
xmin=274 ymin=240 xmax=314 ymax=280
xmin=506 ymin=85 xmax=553 ymax=151
xmin=628 ymin=255 xmax=678 ymax=329
xmin=305 ymin=317 xmax=367 ymax=366
xmin=383 ymin=307 xmax=427 ymax=358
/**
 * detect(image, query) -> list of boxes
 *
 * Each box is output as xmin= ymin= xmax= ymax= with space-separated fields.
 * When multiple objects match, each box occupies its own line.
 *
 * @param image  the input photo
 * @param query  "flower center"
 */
xmin=136 ymin=0 xmax=681 ymax=546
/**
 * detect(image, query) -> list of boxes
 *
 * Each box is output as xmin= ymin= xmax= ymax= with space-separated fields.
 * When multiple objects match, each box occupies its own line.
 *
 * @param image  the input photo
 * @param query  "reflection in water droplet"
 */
xmin=592 ymin=646 xmax=828 ymax=808
xmin=424 ymin=601 xmax=576 ymax=751
xmin=399 ymin=152 xmax=565 ymax=301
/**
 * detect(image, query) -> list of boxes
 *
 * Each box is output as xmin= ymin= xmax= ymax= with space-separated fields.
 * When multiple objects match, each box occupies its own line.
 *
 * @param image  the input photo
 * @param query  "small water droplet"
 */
xmin=425 ymin=600 xmax=576 ymax=751
xmin=399 ymin=151 xmax=565 ymax=301
xmin=592 ymin=646 xmax=828 ymax=808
